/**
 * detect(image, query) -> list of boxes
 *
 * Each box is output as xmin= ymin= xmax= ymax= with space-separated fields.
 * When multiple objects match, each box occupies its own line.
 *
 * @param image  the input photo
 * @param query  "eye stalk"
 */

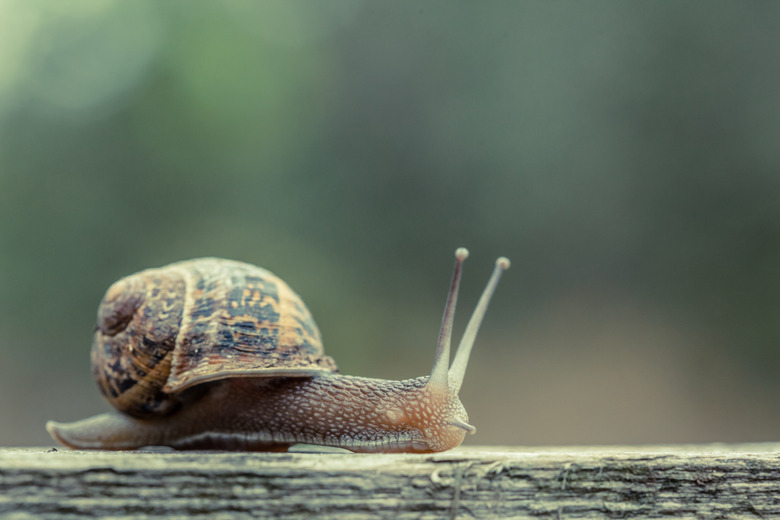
xmin=427 ymin=248 xmax=510 ymax=398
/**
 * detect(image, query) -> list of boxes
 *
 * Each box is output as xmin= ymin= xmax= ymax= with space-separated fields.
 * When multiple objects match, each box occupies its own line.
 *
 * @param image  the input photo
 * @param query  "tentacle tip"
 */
xmin=455 ymin=247 xmax=470 ymax=261
xmin=450 ymin=419 xmax=477 ymax=434
xmin=496 ymin=257 xmax=511 ymax=270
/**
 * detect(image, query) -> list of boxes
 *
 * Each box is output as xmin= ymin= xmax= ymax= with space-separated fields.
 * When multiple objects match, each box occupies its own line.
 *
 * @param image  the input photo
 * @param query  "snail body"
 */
xmin=47 ymin=250 xmax=509 ymax=453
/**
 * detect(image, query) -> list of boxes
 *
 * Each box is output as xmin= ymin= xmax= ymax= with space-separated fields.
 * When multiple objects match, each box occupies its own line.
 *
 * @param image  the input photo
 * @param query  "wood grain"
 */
xmin=1 ymin=444 xmax=779 ymax=519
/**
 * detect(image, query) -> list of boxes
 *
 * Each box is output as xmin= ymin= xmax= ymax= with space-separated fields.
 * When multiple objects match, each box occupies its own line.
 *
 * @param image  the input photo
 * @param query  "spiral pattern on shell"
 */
xmin=91 ymin=258 xmax=337 ymax=418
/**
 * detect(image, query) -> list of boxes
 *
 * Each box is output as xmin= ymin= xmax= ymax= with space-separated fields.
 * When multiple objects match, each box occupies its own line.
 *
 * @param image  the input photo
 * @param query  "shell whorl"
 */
xmin=91 ymin=258 xmax=337 ymax=418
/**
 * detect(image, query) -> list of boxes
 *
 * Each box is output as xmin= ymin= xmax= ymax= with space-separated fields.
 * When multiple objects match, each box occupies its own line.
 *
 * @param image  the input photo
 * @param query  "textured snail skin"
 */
xmin=47 ymin=375 xmax=469 ymax=453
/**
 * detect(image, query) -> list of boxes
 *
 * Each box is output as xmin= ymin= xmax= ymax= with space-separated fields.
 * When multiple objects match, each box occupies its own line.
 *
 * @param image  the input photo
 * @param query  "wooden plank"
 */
xmin=1 ymin=445 xmax=779 ymax=519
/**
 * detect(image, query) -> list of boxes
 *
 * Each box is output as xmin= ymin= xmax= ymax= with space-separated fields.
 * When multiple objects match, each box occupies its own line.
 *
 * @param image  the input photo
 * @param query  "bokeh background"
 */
xmin=1 ymin=0 xmax=779 ymax=447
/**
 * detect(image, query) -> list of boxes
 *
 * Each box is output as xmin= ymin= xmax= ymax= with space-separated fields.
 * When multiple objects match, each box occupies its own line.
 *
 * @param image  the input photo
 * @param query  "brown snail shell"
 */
xmin=92 ymin=258 xmax=337 ymax=418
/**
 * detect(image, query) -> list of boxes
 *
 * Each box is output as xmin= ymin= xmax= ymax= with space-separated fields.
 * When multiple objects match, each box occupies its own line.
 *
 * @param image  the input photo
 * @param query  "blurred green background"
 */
xmin=1 ymin=0 xmax=779 ymax=447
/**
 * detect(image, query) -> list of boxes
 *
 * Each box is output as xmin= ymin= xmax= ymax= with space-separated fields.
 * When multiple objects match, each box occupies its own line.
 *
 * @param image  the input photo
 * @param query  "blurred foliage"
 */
xmin=1 ymin=0 xmax=780 ymax=446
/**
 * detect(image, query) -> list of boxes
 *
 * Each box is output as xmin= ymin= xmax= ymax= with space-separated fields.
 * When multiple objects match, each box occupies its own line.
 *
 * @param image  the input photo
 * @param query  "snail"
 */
xmin=47 ymin=248 xmax=509 ymax=453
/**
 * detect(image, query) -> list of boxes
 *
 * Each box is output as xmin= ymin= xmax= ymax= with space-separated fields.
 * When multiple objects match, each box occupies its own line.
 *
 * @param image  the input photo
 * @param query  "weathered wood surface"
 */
xmin=1 ymin=444 xmax=779 ymax=519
